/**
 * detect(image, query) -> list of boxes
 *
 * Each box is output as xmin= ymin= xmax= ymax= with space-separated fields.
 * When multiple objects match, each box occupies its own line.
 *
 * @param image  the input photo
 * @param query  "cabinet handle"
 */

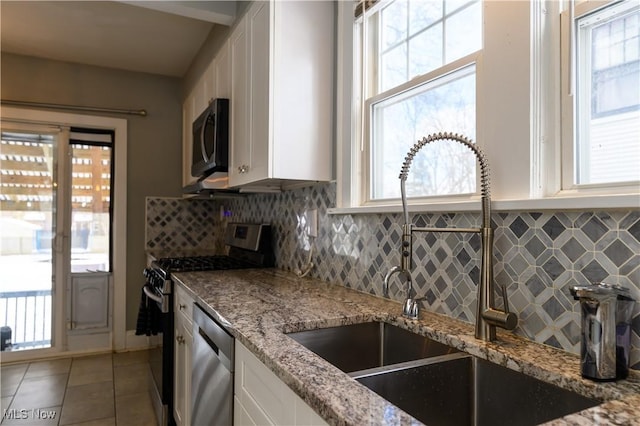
xmin=238 ymin=165 xmax=249 ymax=174
xmin=176 ymin=335 xmax=185 ymax=344
xmin=178 ymin=303 xmax=186 ymax=310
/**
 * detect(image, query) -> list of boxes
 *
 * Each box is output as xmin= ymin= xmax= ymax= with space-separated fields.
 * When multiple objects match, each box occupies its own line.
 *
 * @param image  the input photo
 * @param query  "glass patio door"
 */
xmin=0 ymin=128 xmax=60 ymax=352
xmin=1 ymin=124 xmax=115 ymax=355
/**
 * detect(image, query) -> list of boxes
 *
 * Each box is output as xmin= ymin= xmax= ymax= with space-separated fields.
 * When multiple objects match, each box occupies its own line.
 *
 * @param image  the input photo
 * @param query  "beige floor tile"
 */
xmin=113 ymin=364 xmax=148 ymax=397
xmin=115 ymin=392 xmax=157 ymax=426
xmin=59 ymin=397 xmax=114 ymax=426
xmin=65 ymin=418 xmax=115 ymax=426
xmin=70 ymin=355 xmax=112 ymax=375
xmin=112 ymin=350 xmax=149 ymax=367
xmin=68 ymin=354 xmax=113 ymax=387
xmin=1 ymin=405 xmax=61 ymax=425
xmin=2 ymin=352 xmax=155 ymax=426
xmin=26 ymin=359 xmax=72 ymax=379
xmin=1 ymin=364 xmax=28 ymax=382
xmin=64 ymin=381 xmax=113 ymax=405
xmin=69 ymin=370 xmax=113 ymax=386
xmin=1 ymin=364 xmax=27 ymax=397
xmin=9 ymin=374 xmax=67 ymax=410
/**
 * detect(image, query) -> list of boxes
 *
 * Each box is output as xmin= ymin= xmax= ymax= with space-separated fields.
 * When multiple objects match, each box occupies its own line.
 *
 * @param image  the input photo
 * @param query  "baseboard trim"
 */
xmin=124 ymin=329 xmax=160 ymax=351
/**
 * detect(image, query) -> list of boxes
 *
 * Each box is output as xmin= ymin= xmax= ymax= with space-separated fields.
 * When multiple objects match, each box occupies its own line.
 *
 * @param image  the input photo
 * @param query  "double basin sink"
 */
xmin=287 ymin=321 xmax=600 ymax=426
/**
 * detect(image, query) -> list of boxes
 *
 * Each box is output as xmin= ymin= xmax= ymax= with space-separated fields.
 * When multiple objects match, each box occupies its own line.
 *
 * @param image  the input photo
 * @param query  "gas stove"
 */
xmin=141 ymin=223 xmax=273 ymax=426
xmin=148 ymin=223 xmax=274 ymax=279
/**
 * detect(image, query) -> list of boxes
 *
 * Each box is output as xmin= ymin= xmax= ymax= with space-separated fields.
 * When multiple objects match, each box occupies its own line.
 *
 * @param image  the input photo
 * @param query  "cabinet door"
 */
xmin=174 ymin=317 xmax=192 ymax=426
xmin=229 ymin=14 xmax=250 ymax=186
xmin=182 ymin=328 xmax=192 ymax=426
xmin=271 ymin=0 xmax=333 ymax=182
xmin=234 ymin=341 xmax=327 ymax=426
xmin=182 ymin=93 xmax=196 ymax=186
xmin=215 ymin=40 xmax=231 ymax=99
xmin=174 ymin=287 xmax=193 ymax=426
xmin=193 ymin=73 xmax=209 ymax=118
xmin=205 ymin=59 xmax=216 ymax=104
xmin=174 ymin=318 xmax=186 ymax=426
xmin=246 ymin=1 xmax=270 ymax=183
xmin=230 ymin=2 xmax=271 ymax=187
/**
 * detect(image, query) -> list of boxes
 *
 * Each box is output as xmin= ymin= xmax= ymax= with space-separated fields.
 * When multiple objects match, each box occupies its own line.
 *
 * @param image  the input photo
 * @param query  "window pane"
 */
xmin=0 ymin=132 xmax=55 ymax=350
xmin=381 ymin=0 xmax=407 ymax=51
xmin=371 ymin=66 xmax=476 ymax=200
xmin=445 ymin=0 xmax=475 ymax=14
xmin=576 ymin=4 xmax=640 ymax=185
xmin=381 ymin=43 xmax=408 ymax=91
xmin=445 ymin=1 xmax=482 ymax=64
xmin=409 ymin=1 xmax=442 ymax=35
xmin=409 ymin=23 xmax=443 ymax=79
xmin=71 ymin=144 xmax=111 ymax=272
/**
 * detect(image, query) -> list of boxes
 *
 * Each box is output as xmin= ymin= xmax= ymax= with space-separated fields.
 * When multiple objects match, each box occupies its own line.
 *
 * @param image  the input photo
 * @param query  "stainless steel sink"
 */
xmin=287 ymin=321 xmax=458 ymax=373
xmin=354 ymin=353 xmax=600 ymax=426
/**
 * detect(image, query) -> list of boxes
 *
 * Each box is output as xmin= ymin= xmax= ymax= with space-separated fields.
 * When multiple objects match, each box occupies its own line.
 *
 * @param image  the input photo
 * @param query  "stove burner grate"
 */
xmin=154 ymin=255 xmax=258 ymax=273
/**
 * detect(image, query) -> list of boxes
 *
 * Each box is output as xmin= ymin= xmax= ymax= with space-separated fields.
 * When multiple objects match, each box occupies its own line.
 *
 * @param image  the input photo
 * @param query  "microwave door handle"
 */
xmin=200 ymin=109 xmax=210 ymax=162
xmin=202 ymin=108 xmax=217 ymax=163
xmin=209 ymin=110 xmax=216 ymax=164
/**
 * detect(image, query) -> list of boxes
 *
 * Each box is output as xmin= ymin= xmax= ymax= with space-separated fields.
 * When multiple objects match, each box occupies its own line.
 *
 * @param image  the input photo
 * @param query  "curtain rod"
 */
xmin=1 ymin=99 xmax=147 ymax=117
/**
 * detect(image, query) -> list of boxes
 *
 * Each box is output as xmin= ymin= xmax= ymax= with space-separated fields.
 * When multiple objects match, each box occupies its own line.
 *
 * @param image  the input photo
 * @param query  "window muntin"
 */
xmin=359 ymin=0 xmax=482 ymax=203
xmin=574 ymin=1 xmax=640 ymax=186
xmin=378 ymin=0 xmax=481 ymax=92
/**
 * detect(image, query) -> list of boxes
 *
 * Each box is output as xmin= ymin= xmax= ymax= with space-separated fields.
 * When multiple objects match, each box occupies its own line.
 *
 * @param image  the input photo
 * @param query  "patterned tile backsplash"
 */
xmin=145 ymin=197 xmax=221 ymax=252
xmin=145 ymin=183 xmax=640 ymax=370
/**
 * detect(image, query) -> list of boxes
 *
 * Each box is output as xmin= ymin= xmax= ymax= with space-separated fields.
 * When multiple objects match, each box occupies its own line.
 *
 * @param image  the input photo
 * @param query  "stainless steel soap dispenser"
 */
xmin=570 ymin=283 xmax=635 ymax=381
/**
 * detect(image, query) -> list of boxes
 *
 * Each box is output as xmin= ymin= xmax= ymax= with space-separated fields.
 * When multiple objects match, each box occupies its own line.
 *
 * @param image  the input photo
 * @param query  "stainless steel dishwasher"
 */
xmin=191 ymin=303 xmax=234 ymax=425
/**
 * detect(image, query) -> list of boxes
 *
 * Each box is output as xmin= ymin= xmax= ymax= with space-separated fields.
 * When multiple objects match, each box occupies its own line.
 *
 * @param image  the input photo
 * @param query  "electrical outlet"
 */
xmin=306 ymin=208 xmax=318 ymax=238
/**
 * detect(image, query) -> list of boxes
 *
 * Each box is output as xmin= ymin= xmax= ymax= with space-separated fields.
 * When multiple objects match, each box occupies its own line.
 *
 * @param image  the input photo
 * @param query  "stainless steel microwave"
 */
xmin=191 ymin=98 xmax=229 ymax=178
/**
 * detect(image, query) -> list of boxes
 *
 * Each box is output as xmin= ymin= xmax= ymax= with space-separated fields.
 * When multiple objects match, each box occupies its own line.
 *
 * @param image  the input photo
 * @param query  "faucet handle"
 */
xmin=402 ymin=296 xmax=424 ymax=320
xmin=500 ymin=284 xmax=511 ymax=313
xmin=482 ymin=284 xmax=518 ymax=331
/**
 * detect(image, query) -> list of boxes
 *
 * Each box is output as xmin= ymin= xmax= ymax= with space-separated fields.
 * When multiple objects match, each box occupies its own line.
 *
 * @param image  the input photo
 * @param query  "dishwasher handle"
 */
xmin=198 ymin=327 xmax=219 ymax=356
xmin=193 ymin=304 xmax=235 ymax=371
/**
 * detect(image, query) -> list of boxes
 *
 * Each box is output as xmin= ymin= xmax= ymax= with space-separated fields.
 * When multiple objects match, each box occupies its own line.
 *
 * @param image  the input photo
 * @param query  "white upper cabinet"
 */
xmin=182 ymin=37 xmax=231 ymax=188
xmin=230 ymin=14 xmax=251 ymax=186
xmin=182 ymin=92 xmax=196 ymax=187
xmin=229 ymin=0 xmax=334 ymax=188
xmin=215 ymin=40 xmax=231 ymax=99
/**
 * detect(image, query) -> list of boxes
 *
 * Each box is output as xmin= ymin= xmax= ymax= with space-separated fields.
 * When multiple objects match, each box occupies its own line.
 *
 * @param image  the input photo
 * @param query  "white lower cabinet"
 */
xmin=234 ymin=341 xmax=327 ymax=426
xmin=173 ymin=285 xmax=194 ymax=426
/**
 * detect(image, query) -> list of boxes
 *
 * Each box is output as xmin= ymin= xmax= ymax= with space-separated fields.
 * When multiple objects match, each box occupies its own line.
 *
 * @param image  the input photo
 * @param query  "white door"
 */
xmin=0 ymin=127 xmax=60 ymax=354
xmin=0 ymin=124 xmax=114 ymax=357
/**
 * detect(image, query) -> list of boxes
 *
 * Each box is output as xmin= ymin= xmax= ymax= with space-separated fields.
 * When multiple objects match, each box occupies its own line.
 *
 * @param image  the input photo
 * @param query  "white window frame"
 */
xmin=352 ymin=0 xmax=484 ymax=210
xmin=559 ymin=0 xmax=640 ymax=198
xmin=333 ymin=0 xmax=639 ymax=215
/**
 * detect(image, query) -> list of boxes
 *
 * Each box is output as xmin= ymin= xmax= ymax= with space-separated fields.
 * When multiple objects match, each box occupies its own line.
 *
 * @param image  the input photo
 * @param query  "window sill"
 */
xmin=327 ymin=193 xmax=640 ymax=215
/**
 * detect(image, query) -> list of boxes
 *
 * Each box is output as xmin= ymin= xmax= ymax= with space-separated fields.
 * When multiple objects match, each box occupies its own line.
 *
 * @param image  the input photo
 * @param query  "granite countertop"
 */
xmin=173 ymin=268 xmax=640 ymax=425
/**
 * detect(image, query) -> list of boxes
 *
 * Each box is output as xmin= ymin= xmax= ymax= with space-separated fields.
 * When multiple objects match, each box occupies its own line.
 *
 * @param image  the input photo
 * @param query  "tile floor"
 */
xmin=1 ymin=350 xmax=157 ymax=426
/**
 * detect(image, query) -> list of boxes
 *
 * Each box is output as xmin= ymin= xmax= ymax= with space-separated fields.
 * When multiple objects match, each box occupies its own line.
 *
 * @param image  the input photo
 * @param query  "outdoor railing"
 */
xmin=0 ymin=289 xmax=52 ymax=350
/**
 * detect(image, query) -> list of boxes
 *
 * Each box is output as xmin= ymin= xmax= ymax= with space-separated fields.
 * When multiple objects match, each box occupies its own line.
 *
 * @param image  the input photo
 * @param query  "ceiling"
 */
xmin=0 ymin=1 xmax=237 ymax=78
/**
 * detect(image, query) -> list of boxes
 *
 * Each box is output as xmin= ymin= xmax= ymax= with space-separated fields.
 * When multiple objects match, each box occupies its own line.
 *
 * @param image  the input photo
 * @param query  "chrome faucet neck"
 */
xmin=391 ymin=132 xmax=516 ymax=341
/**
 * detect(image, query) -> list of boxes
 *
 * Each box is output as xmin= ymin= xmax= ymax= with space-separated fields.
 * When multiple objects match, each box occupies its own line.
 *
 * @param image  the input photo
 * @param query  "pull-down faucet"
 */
xmin=384 ymin=132 xmax=517 ymax=341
